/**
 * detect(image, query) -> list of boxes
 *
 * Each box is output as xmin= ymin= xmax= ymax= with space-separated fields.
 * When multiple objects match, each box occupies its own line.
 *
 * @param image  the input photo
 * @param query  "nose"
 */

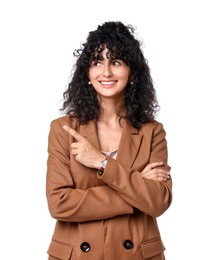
xmin=102 ymin=63 xmax=113 ymax=78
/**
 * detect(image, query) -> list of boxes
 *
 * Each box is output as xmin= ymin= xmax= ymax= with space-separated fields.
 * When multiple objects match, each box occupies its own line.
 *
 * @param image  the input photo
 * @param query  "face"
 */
xmin=88 ymin=48 xmax=131 ymax=100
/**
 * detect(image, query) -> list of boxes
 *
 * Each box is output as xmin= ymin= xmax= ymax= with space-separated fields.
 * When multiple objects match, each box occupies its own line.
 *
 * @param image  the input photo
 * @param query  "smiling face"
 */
xmin=88 ymin=48 xmax=131 ymax=101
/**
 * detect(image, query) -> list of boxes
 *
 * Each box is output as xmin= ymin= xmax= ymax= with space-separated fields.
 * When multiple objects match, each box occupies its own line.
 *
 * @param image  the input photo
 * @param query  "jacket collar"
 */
xmin=117 ymin=120 xmax=143 ymax=168
xmin=79 ymin=119 xmax=143 ymax=168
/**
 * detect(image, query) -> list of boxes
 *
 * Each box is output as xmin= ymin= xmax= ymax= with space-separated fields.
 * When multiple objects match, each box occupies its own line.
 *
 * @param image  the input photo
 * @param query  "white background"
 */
xmin=0 ymin=0 xmax=220 ymax=259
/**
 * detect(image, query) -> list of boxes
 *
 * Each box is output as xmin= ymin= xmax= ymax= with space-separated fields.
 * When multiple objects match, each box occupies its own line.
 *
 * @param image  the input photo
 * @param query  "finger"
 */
xmin=141 ymin=167 xmax=169 ymax=176
xmin=150 ymin=169 xmax=170 ymax=175
xmin=141 ymin=170 xmax=170 ymax=179
xmin=142 ymin=175 xmax=168 ymax=182
xmin=71 ymin=149 xmax=78 ymax=156
xmin=71 ymin=142 xmax=80 ymax=149
xmin=142 ymin=161 xmax=164 ymax=172
xmin=63 ymin=125 xmax=84 ymax=142
xmin=151 ymin=173 xmax=170 ymax=179
xmin=142 ymin=172 xmax=165 ymax=179
xmin=152 ymin=177 xmax=168 ymax=182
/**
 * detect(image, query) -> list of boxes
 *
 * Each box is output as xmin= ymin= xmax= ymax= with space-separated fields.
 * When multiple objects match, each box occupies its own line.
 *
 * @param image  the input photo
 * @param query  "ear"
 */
xmin=129 ymin=74 xmax=134 ymax=85
xmin=129 ymin=72 xmax=134 ymax=81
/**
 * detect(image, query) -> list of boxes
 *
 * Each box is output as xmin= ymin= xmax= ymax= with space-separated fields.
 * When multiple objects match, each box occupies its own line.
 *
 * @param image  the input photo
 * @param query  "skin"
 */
xmin=89 ymin=48 xmax=131 ymax=100
xmin=89 ymin=47 xmax=131 ymax=153
xmin=63 ymin=47 xmax=170 ymax=182
xmin=62 ymin=125 xmax=170 ymax=182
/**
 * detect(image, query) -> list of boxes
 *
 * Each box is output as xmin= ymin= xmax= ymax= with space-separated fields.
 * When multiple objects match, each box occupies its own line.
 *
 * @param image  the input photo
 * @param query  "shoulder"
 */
xmin=48 ymin=116 xmax=80 ymax=147
xmin=140 ymin=119 xmax=164 ymax=132
xmin=124 ymin=119 xmax=166 ymax=136
xmin=138 ymin=120 xmax=167 ymax=141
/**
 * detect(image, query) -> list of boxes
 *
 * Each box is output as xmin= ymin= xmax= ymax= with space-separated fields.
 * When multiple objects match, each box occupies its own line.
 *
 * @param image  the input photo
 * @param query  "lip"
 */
xmin=99 ymin=80 xmax=117 ymax=88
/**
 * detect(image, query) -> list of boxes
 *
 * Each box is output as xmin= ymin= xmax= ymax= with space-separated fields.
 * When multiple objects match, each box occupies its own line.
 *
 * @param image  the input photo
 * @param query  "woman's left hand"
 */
xmin=141 ymin=162 xmax=170 ymax=182
xmin=63 ymin=125 xmax=106 ymax=169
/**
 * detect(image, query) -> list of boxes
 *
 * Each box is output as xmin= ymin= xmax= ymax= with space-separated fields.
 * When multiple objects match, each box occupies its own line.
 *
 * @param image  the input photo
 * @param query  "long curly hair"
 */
xmin=61 ymin=21 xmax=159 ymax=128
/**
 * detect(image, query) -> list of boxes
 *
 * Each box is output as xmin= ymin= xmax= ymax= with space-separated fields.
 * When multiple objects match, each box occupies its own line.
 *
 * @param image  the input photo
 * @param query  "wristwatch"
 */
xmin=97 ymin=157 xmax=108 ymax=176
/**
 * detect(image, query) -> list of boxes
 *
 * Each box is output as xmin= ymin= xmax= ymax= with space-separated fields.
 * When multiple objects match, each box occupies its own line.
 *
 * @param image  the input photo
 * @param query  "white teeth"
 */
xmin=101 ymin=81 xmax=115 ymax=85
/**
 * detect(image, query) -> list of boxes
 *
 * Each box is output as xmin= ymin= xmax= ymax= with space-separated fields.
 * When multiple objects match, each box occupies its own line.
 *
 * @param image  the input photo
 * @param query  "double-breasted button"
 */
xmin=123 ymin=239 xmax=134 ymax=250
xmin=80 ymin=242 xmax=91 ymax=252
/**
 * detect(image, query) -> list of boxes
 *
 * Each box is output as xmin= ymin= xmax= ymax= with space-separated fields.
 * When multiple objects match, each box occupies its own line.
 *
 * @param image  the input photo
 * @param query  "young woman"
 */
xmin=46 ymin=21 xmax=172 ymax=260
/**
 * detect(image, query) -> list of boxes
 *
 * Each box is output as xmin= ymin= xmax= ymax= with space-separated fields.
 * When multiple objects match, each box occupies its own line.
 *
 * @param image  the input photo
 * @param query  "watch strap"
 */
xmin=97 ymin=157 xmax=108 ymax=176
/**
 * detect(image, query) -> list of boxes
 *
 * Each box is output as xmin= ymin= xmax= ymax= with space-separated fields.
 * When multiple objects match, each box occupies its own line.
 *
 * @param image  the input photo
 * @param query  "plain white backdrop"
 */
xmin=0 ymin=0 xmax=219 ymax=259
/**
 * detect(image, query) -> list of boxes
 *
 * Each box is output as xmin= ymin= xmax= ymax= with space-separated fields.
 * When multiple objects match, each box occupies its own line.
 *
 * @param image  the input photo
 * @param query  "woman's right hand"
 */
xmin=141 ymin=162 xmax=170 ymax=182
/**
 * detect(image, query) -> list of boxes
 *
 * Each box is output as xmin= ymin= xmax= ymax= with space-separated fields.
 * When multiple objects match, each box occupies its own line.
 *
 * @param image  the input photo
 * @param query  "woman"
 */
xmin=46 ymin=21 xmax=172 ymax=260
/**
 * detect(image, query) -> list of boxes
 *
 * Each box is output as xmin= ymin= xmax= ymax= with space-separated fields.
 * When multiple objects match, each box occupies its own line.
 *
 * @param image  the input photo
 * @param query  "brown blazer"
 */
xmin=46 ymin=115 xmax=172 ymax=260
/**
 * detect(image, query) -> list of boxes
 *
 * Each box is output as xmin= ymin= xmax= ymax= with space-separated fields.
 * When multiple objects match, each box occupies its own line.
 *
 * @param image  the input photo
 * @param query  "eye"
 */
xmin=112 ymin=60 xmax=121 ymax=66
xmin=91 ymin=61 xmax=101 ymax=67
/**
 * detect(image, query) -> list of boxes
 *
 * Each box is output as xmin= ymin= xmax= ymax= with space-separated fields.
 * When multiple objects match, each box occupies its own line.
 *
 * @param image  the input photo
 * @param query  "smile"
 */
xmin=99 ymin=81 xmax=117 ymax=86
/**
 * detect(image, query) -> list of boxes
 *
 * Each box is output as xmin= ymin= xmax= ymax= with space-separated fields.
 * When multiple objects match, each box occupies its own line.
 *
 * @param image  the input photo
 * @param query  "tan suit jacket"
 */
xmin=46 ymin=115 xmax=172 ymax=260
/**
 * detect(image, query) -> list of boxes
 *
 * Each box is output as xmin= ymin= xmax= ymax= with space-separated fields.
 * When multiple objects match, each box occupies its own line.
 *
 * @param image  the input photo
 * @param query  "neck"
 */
xmin=98 ymin=98 xmax=124 ymax=125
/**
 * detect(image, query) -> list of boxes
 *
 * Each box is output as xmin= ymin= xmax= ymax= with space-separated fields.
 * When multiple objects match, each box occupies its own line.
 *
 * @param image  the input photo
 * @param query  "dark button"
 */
xmin=123 ymin=239 xmax=134 ymax=250
xmin=80 ymin=242 xmax=91 ymax=252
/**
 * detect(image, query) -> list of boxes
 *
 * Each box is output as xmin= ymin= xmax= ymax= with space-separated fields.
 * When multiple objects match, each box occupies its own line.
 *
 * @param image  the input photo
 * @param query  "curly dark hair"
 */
xmin=61 ymin=21 xmax=159 ymax=128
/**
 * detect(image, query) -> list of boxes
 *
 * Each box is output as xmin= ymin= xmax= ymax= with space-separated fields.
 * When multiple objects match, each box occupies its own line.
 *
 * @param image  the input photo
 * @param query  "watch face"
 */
xmin=101 ymin=159 xmax=107 ymax=168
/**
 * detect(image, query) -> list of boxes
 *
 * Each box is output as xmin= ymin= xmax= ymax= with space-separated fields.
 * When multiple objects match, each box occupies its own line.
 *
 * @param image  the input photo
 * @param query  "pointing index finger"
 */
xmin=63 ymin=125 xmax=84 ymax=142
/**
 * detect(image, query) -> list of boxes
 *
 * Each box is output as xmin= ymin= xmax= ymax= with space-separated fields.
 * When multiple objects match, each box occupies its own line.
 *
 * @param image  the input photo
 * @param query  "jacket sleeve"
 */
xmin=46 ymin=119 xmax=133 ymax=223
xmin=98 ymin=122 xmax=172 ymax=218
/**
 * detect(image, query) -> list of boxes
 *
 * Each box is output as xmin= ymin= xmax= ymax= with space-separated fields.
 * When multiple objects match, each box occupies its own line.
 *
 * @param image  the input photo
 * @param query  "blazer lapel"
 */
xmin=117 ymin=120 xmax=143 ymax=168
xmin=79 ymin=120 xmax=100 ymax=150
xmin=79 ymin=119 xmax=143 ymax=169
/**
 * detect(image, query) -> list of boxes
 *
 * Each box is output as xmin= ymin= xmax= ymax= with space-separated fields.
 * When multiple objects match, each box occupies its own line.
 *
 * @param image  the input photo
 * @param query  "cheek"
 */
xmin=88 ymin=68 xmax=94 ymax=79
xmin=89 ymin=67 xmax=100 ymax=79
xmin=120 ymin=71 xmax=130 ymax=82
xmin=88 ymin=71 xmax=92 ymax=79
xmin=118 ymin=67 xmax=131 ymax=79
